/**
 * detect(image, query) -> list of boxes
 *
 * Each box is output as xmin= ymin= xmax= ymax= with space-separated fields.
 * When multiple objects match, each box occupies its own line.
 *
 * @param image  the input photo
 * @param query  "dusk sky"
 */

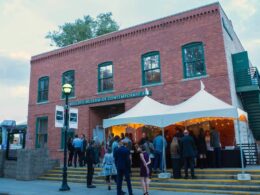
xmin=0 ymin=0 xmax=259 ymax=123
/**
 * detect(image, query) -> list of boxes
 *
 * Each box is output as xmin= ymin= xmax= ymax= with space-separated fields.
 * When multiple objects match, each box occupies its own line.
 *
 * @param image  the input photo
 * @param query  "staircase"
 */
xmin=238 ymin=91 xmax=260 ymax=140
xmin=39 ymin=166 xmax=260 ymax=194
xmin=232 ymin=52 xmax=260 ymax=142
xmin=239 ymin=143 xmax=259 ymax=165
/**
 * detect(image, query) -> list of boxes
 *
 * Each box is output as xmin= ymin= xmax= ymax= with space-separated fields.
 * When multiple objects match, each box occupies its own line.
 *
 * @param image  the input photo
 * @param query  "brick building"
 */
xmin=28 ymin=2 xmax=260 ymax=160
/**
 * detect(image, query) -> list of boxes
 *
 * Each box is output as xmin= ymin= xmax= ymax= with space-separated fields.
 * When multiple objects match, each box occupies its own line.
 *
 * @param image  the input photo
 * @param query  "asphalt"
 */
xmin=0 ymin=178 xmax=215 ymax=195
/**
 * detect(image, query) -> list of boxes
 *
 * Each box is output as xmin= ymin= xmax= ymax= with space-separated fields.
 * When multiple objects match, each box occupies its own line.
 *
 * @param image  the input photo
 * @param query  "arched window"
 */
xmin=98 ymin=62 xmax=114 ymax=92
xmin=141 ymin=51 xmax=161 ymax=85
xmin=62 ymin=70 xmax=75 ymax=98
xmin=37 ymin=76 xmax=49 ymax=103
xmin=182 ymin=42 xmax=206 ymax=78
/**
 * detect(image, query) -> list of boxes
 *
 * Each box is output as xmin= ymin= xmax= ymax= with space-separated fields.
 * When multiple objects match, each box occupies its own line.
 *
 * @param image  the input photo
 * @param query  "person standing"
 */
xmin=72 ymin=134 xmax=83 ymax=167
xmin=102 ymin=147 xmax=117 ymax=191
xmin=112 ymin=136 xmax=120 ymax=155
xmin=139 ymin=132 xmax=147 ymax=146
xmin=143 ymin=138 xmax=154 ymax=174
xmin=170 ymin=136 xmax=181 ymax=179
xmin=81 ymin=134 xmax=87 ymax=166
xmin=67 ymin=137 xmax=74 ymax=167
xmin=122 ymin=133 xmax=132 ymax=151
xmin=210 ymin=126 xmax=221 ymax=168
xmin=197 ymin=128 xmax=207 ymax=169
xmin=180 ymin=130 xmax=197 ymax=179
xmin=205 ymin=130 xmax=214 ymax=167
xmin=138 ymin=145 xmax=151 ymax=195
xmin=86 ymin=140 xmax=96 ymax=188
xmin=153 ymin=132 xmax=167 ymax=173
xmin=114 ymin=141 xmax=133 ymax=195
xmin=108 ymin=133 xmax=115 ymax=148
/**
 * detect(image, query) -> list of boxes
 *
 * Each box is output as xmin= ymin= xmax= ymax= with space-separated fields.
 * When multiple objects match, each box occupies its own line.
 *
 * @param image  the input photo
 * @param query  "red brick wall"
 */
xmin=28 ymin=3 xmax=232 ymax=159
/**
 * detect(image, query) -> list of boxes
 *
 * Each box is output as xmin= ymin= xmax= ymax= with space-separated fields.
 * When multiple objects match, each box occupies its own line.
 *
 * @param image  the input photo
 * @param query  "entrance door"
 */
xmin=93 ymin=125 xmax=104 ymax=143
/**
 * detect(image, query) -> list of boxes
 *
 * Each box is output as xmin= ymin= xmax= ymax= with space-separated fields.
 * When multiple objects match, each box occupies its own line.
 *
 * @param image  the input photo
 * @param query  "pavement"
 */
xmin=0 ymin=178 xmax=214 ymax=195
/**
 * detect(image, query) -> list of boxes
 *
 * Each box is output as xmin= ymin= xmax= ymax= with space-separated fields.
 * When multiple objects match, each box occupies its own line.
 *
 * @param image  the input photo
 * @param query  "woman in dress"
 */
xmin=143 ymin=138 xmax=154 ymax=175
xmin=102 ymin=147 xmax=117 ymax=190
xmin=138 ymin=145 xmax=151 ymax=195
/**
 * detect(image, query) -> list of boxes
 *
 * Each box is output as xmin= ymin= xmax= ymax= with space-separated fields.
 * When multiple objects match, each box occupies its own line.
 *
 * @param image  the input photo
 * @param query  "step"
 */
xmin=49 ymin=168 xmax=260 ymax=176
xmin=38 ymin=177 xmax=260 ymax=192
xmin=36 ymin=178 xmax=260 ymax=195
xmin=43 ymin=172 xmax=260 ymax=180
xmin=41 ymin=174 xmax=260 ymax=186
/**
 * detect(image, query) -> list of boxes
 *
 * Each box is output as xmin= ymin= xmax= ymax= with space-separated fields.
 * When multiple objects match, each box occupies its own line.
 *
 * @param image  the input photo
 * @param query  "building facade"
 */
xmin=27 ymin=3 xmax=260 ymax=160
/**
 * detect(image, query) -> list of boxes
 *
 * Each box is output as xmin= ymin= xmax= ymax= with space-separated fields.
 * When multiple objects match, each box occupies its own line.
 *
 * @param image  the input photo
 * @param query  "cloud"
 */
xmin=9 ymin=51 xmax=31 ymax=61
xmin=243 ymin=39 xmax=260 ymax=69
xmin=10 ymin=85 xmax=29 ymax=98
xmin=223 ymin=0 xmax=257 ymax=19
xmin=0 ymin=84 xmax=28 ymax=122
xmin=0 ymin=53 xmax=29 ymax=85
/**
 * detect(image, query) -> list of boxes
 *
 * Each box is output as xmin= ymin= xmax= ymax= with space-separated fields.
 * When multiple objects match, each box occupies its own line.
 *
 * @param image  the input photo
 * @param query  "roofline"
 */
xmin=31 ymin=2 xmax=220 ymax=62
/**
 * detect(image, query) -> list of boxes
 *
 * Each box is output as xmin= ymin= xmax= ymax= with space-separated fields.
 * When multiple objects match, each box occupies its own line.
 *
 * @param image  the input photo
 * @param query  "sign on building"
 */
xmin=55 ymin=106 xmax=64 ymax=128
xmin=69 ymin=108 xmax=78 ymax=129
xmin=55 ymin=106 xmax=78 ymax=129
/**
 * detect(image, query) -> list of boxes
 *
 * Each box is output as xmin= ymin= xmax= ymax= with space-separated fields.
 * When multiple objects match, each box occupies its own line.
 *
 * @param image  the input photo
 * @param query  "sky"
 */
xmin=0 ymin=0 xmax=259 ymax=123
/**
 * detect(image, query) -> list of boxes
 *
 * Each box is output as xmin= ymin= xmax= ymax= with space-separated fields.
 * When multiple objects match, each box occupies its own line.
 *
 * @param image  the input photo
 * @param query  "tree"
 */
xmin=46 ymin=12 xmax=119 ymax=47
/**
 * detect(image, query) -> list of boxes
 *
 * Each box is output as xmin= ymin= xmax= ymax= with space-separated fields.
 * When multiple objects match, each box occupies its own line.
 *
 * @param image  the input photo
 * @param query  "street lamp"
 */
xmin=59 ymin=83 xmax=72 ymax=191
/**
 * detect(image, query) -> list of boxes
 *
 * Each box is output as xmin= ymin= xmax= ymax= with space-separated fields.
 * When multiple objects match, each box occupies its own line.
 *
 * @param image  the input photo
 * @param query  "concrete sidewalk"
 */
xmin=0 ymin=178 xmax=215 ymax=195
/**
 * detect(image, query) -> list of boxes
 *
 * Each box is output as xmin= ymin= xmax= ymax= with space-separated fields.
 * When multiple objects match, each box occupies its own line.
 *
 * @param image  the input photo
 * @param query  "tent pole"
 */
xmin=237 ymin=119 xmax=245 ymax=174
xmin=161 ymin=127 xmax=166 ymax=173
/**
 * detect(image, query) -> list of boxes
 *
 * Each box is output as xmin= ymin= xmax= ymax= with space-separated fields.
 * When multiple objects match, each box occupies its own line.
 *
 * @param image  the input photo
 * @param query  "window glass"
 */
xmin=36 ymin=117 xmax=48 ymax=148
xmin=182 ymin=43 xmax=206 ymax=78
xmin=38 ymin=77 xmax=49 ymax=102
xmin=98 ymin=63 xmax=113 ymax=92
xmin=142 ymin=52 xmax=161 ymax=85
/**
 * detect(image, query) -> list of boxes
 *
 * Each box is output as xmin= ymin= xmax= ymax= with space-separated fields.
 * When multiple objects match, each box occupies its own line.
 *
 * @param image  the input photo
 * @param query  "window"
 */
xmin=37 ymin=77 xmax=49 ymax=102
xmin=62 ymin=70 xmax=75 ymax=98
xmin=182 ymin=42 xmax=206 ymax=78
xmin=35 ymin=117 xmax=48 ymax=148
xmin=142 ymin=51 xmax=161 ymax=85
xmin=98 ymin=62 xmax=113 ymax=92
xmin=222 ymin=18 xmax=233 ymax=41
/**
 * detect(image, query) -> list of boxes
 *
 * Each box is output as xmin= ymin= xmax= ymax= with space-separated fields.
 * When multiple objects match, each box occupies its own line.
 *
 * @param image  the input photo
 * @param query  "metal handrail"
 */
xmin=234 ymin=67 xmax=260 ymax=88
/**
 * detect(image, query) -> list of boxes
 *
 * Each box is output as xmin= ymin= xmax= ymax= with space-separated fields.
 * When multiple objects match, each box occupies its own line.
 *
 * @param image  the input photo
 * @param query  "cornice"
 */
xmin=31 ymin=2 xmax=220 ymax=64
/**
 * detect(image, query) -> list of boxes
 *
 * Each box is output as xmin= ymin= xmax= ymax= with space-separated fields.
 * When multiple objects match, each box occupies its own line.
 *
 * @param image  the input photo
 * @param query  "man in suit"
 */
xmin=180 ymin=130 xmax=197 ymax=179
xmin=114 ymin=140 xmax=133 ymax=195
xmin=86 ymin=140 xmax=96 ymax=188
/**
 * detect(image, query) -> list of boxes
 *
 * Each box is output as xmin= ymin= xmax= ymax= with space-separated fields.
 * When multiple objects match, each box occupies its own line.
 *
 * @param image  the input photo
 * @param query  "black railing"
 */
xmin=234 ymin=67 xmax=260 ymax=88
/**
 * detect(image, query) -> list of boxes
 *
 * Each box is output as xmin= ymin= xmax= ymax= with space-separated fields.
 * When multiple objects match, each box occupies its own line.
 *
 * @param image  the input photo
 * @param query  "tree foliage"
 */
xmin=46 ymin=12 xmax=119 ymax=47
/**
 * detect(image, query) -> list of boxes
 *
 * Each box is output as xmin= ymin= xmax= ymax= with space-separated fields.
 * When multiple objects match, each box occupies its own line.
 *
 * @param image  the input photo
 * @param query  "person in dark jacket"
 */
xmin=197 ymin=128 xmax=207 ymax=169
xmin=210 ymin=126 xmax=221 ymax=168
xmin=86 ymin=140 xmax=96 ymax=188
xmin=114 ymin=140 xmax=133 ymax=195
xmin=67 ymin=137 xmax=74 ymax=167
xmin=81 ymin=134 xmax=87 ymax=166
xmin=180 ymin=130 xmax=197 ymax=179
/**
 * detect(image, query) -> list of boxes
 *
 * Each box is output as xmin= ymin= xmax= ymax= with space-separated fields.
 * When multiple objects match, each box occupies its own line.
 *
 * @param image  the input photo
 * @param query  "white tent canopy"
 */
xmin=103 ymin=96 xmax=173 ymax=128
xmin=103 ymin=81 xmax=247 ymax=128
xmin=161 ymin=88 xmax=243 ymax=127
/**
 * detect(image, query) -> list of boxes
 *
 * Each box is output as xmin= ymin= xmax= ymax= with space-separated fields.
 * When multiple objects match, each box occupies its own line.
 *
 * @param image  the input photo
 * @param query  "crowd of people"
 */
xmin=67 ymin=126 xmax=221 ymax=195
